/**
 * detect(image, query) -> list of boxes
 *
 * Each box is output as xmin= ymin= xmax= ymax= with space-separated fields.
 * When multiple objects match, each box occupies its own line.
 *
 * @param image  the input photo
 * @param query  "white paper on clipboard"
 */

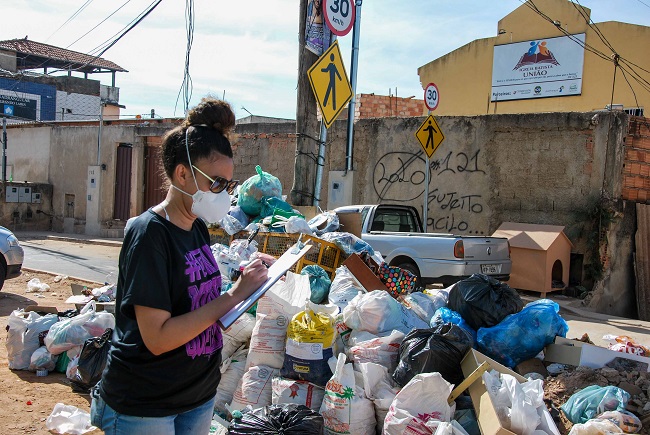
xmin=218 ymin=242 xmax=312 ymax=330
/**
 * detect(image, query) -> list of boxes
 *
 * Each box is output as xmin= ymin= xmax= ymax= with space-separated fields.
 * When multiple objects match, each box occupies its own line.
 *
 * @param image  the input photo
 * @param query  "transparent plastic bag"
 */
xmin=237 ymin=165 xmax=282 ymax=216
xmin=284 ymin=216 xmax=314 ymax=235
xmin=401 ymin=292 xmax=445 ymax=323
xmin=301 ymin=265 xmax=332 ymax=304
xmin=343 ymin=290 xmax=428 ymax=335
xmin=308 ymin=211 xmax=340 ymax=235
xmin=568 ymin=419 xmax=623 ymax=435
xmin=29 ymin=346 xmax=58 ymax=371
xmin=45 ymin=302 xmax=115 ymax=355
xmin=320 ymin=232 xmax=375 ymax=257
xmin=219 ymin=214 xmax=245 ymax=235
xmin=561 ymin=385 xmax=630 ymax=425
xmin=26 ymin=277 xmax=50 ymax=293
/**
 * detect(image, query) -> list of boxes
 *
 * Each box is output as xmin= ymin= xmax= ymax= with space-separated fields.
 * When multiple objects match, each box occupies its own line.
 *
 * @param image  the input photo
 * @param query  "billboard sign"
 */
xmin=491 ymin=33 xmax=585 ymax=102
xmin=0 ymin=94 xmax=38 ymax=120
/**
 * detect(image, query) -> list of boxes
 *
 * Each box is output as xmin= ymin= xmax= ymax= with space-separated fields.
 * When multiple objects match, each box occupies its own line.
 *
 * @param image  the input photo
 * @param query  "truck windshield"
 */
xmin=371 ymin=208 xmax=418 ymax=232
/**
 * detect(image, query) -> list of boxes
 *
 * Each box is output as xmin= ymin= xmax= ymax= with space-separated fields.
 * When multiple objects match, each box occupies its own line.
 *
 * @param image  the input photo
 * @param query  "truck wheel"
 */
xmin=0 ymin=263 xmax=5 ymax=291
xmin=396 ymin=262 xmax=423 ymax=291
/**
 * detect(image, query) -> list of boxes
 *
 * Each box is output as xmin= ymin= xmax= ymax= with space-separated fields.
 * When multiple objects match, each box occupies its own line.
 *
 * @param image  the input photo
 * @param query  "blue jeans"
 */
xmin=91 ymin=387 xmax=215 ymax=435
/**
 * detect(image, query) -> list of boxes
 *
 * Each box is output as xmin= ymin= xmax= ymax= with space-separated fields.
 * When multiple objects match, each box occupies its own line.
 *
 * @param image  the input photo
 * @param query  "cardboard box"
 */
xmin=342 ymin=253 xmax=386 ymax=292
xmin=25 ymin=305 xmax=58 ymax=315
xmin=336 ymin=211 xmax=363 ymax=238
xmin=70 ymin=283 xmax=116 ymax=313
xmin=461 ymin=349 xmax=559 ymax=435
xmin=544 ymin=336 xmax=650 ymax=372
xmin=515 ymin=358 xmax=549 ymax=377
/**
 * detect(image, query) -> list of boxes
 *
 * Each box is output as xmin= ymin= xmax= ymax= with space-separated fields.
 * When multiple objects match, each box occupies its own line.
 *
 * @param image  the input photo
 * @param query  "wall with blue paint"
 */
xmin=0 ymin=77 xmax=56 ymax=121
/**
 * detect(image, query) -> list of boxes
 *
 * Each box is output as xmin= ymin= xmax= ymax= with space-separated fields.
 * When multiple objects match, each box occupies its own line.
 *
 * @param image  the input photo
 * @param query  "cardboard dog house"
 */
xmin=492 ymin=222 xmax=572 ymax=297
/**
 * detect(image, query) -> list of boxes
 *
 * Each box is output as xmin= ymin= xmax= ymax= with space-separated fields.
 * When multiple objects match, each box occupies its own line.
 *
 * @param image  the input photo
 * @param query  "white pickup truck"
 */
xmin=333 ymin=204 xmax=511 ymax=286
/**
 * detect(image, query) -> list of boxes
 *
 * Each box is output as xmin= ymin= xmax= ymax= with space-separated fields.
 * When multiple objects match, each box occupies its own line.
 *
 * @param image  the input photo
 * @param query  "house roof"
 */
xmin=0 ymin=38 xmax=127 ymax=73
xmin=492 ymin=222 xmax=573 ymax=250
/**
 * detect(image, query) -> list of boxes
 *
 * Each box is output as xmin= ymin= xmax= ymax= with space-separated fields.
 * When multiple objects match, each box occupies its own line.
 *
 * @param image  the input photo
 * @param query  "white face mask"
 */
xmin=172 ymin=128 xmax=232 ymax=223
xmin=172 ymin=185 xmax=231 ymax=223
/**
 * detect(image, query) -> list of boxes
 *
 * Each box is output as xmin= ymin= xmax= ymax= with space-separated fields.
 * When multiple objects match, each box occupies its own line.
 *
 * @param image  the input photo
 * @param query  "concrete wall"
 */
xmin=6 ymin=125 xmax=51 ymax=183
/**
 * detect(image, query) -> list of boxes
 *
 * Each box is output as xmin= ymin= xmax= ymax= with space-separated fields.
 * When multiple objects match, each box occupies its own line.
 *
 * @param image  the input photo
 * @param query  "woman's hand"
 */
xmin=230 ymin=259 xmax=268 ymax=302
xmin=251 ymin=252 xmax=276 ymax=267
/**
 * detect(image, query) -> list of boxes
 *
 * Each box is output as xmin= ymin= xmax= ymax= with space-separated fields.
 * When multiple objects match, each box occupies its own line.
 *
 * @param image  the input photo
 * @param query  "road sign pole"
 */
xmin=345 ymin=0 xmax=362 ymax=172
xmin=423 ymin=109 xmax=431 ymax=233
xmin=313 ymin=34 xmax=336 ymax=208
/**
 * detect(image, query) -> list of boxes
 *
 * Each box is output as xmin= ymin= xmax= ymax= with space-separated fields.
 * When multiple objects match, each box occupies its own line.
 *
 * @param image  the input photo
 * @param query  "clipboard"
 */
xmin=218 ymin=241 xmax=312 ymax=330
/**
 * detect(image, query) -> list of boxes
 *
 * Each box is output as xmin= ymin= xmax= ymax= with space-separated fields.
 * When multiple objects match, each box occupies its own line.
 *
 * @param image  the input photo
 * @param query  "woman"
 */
xmin=91 ymin=98 xmax=268 ymax=434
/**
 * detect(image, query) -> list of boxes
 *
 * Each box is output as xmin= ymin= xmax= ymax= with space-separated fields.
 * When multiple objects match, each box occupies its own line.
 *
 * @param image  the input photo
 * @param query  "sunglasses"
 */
xmin=192 ymin=165 xmax=239 ymax=195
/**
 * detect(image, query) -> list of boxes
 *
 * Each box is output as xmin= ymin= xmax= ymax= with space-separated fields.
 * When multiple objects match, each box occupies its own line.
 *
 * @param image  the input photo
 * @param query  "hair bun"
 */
xmin=184 ymin=97 xmax=235 ymax=135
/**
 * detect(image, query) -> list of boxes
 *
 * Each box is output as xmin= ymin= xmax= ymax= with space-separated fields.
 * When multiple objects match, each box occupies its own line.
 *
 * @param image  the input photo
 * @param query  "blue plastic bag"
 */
xmin=477 ymin=299 xmax=569 ymax=368
xmin=561 ymin=385 xmax=630 ymax=424
xmin=300 ymin=265 xmax=332 ymax=304
xmin=430 ymin=307 xmax=477 ymax=347
xmin=237 ymin=165 xmax=282 ymax=216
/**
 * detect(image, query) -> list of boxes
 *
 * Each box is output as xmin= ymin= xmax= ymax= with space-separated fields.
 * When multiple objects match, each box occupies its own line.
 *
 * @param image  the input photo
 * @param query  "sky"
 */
xmin=2 ymin=0 xmax=649 ymax=120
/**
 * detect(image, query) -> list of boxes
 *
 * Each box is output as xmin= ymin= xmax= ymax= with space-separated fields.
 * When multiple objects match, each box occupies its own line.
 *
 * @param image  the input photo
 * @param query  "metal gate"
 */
xmin=113 ymin=143 xmax=133 ymax=220
xmin=143 ymin=145 xmax=166 ymax=212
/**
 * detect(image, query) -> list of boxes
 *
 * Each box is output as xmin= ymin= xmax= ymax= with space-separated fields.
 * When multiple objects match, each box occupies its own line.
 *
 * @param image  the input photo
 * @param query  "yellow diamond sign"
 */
xmin=308 ymin=40 xmax=352 ymax=129
xmin=415 ymin=114 xmax=445 ymax=158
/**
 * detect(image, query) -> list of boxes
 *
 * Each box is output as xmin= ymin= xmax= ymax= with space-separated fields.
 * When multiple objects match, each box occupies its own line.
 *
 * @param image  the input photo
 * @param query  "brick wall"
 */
xmin=355 ymin=93 xmax=425 ymax=119
xmin=622 ymin=117 xmax=650 ymax=203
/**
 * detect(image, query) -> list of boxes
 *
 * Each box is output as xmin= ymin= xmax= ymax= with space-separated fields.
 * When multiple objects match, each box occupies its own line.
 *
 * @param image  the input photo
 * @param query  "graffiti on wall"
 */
xmin=373 ymin=149 xmax=487 ymax=233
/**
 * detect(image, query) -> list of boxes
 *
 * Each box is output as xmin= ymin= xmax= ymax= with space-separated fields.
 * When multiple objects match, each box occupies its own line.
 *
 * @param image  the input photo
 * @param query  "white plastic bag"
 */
xmin=347 ymin=329 xmax=405 ymax=373
xmin=568 ymin=419 xmax=623 ymax=435
xmin=384 ymin=372 xmax=455 ymax=435
xmin=482 ymin=370 xmax=560 ymax=435
xmin=45 ymin=403 xmax=96 ymax=435
xmin=343 ymin=290 xmax=428 ymax=335
xmin=433 ymin=421 xmax=471 ymax=435
xmin=7 ymin=310 xmax=58 ymax=370
xmin=320 ymin=353 xmax=376 ymax=435
xmin=29 ymin=346 xmax=58 ymax=371
xmin=272 ymin=376 xmax=325 ymax=411
xmin=229 ymin=364 xmax=279 ymax=411
xmin=26 ymin=278 xmax=50 ymax=293
xmin=215 ymin=347 xmax=248 ymax=417
xmin=246 ymin=273 xmax=311 ymax=370
xmin=358 ymin=362 xmax=400 ymax=434
xmin=221 ymin=312 xmax=255 ymax=361
xmin=328 ymin=265 xmax=365 ymax=312
xmin=45 ymin=301 xmax=115 ymax=355
xmin=284 ymin=216 xmax=314 ymax=235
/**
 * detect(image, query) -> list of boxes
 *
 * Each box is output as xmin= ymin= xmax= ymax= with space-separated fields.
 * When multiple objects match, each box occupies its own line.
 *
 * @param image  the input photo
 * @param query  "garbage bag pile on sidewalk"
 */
xmin=6 ymin=300 xmax=114 ymax=393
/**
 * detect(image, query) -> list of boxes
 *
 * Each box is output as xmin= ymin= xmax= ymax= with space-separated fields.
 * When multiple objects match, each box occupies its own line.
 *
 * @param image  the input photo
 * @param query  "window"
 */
xmin=371 ymin=208 xmax=418 ymax=232
xmin=624 ymin=107 xmax=644 ymax=117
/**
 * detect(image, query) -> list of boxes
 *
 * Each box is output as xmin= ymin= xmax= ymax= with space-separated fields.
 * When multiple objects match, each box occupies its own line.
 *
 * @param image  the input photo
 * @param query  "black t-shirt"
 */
xmin=99 ymin=210 xmax=223 ymax=417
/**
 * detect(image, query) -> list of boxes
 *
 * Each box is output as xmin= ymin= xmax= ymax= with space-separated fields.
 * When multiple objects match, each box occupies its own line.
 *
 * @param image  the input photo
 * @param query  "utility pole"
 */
xmin=290 ymin=0 xmax=320 ymax=206
xmin=2 ymin=117 xmax=7 ymax=184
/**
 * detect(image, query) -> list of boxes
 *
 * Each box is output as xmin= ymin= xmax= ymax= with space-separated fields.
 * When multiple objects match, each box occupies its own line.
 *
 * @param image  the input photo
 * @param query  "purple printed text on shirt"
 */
xmin=184 ymin=245 xmax=223 ymax=359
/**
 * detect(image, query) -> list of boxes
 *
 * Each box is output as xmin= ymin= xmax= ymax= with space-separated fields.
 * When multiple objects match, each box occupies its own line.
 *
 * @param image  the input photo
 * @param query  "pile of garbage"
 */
xmin=6 ymin=300 xmax=114 ymax=393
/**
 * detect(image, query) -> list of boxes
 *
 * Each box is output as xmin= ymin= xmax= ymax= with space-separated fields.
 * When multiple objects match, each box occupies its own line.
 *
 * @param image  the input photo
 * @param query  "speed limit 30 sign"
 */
xmin=424 ymin=82 xmax=440 ymax=111
xmin=323 ymin=0 xmax=356 ymax=36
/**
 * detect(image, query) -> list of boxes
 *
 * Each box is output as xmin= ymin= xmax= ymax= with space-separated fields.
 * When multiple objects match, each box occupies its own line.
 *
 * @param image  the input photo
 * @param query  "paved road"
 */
xmin=20 ymin=238 xmax=121 ymax=283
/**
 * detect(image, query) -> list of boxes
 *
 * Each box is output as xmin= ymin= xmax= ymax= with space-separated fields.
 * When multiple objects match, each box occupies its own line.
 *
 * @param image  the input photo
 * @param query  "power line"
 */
xmin=66 ymin=0 xmax=133 ymax=49
xmin=45 ymin=0 xmax=96 ymax=43
xmin=174 ymin=0 xmax=195 ymax=116
xmin=636 ymin=0 xmax=650 ymax=9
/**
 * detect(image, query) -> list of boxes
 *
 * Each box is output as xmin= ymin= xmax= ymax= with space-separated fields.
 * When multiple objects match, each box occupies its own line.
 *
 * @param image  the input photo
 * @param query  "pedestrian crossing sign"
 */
xmin=415 ymin=114 xmax=445 ymax=158
xmin=308 ymin=40 xmax=352 ymax=129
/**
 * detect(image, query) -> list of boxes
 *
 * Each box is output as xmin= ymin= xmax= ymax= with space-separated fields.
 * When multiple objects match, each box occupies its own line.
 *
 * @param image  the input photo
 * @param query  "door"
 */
xmin=113 ymin=143 xmax=133 ymax=220
xmin=143 ymin=145 xmax=166 ymax=212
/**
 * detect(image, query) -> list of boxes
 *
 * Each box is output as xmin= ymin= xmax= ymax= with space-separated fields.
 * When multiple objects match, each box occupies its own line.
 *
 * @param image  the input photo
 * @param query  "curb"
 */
xmin=22 ymin=267 xmax=104 ymax=287
xmin=45 ymin=235 xmax=123 ymax=248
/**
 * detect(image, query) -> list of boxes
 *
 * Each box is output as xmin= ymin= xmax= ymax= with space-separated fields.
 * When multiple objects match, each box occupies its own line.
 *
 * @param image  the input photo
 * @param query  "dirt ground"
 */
xmin=0 ymin=270 xmax=103 ymax=434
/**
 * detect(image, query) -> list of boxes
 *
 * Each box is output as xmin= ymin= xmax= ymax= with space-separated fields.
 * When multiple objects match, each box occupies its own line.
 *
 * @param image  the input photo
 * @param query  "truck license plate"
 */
xmin=481 ymin=264 xmax=501 ymax=274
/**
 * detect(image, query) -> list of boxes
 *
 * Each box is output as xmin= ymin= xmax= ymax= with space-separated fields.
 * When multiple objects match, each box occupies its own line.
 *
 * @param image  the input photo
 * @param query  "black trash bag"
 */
xmin=228 ymin=404 xmax=324 ymax=435
xmin=392 ymin=323 xmax=472 ymax=388
xmin=447 ymin=273 xmax=523 ymax=331
xmin=70 ymin=328 xmax=112 ymax=393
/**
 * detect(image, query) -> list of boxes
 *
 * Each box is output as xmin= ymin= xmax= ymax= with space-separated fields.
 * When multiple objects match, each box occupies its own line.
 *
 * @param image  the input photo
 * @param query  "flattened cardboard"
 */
xmin=544 ymin=336 xmax=650 ymax=372
xmin=515 ymin=358 xmax=549 ymax=377
xmin=25 ymin=305 xmax=58 ymax=314
xmin=342 ymin=253 xmax=386 ymax=292
xmin=461 ymin=349 xmax=526 ymax=435
xmin=336 ymin=211 xmax=363 ymax=238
